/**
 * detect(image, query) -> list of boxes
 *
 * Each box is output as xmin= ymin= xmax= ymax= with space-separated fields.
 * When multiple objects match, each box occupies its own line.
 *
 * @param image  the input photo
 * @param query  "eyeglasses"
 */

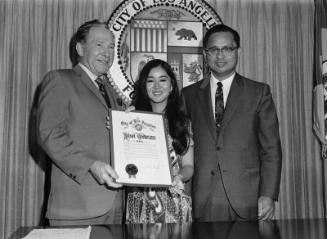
xmin=204 ymin=46 xmax=238 ymax=57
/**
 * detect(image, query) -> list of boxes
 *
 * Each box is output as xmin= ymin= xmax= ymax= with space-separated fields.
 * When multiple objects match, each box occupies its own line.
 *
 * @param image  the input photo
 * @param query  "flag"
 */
xmin=131 ymin=20 xmax=167 ymax=52
xmin=313 ymin=0 xmax=327 ymax=159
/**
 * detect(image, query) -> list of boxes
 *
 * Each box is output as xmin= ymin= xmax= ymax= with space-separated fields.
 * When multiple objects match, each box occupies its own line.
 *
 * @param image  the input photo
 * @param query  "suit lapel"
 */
xmin=73 ymin=65 xmax=109 ymax=109
xmin=219 ymin=74 xmax=243 ymax=134
xmin=198 ymin=77 xmax=217 ymax=141
xmin=103 ymin=79 xmax=120 ymax=109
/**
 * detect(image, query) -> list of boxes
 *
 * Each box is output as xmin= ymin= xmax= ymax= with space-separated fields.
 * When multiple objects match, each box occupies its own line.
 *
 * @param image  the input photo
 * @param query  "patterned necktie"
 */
xmin=215 ymin=82 xmax=224 ymax=135
xmin=95 ymin=75 xmax=111 ymax=108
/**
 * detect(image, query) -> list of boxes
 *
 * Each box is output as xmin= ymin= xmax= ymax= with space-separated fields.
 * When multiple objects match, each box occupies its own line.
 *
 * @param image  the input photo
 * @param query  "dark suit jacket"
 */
xmin=182 ymin=73 xmax=282 ymax=220
xmin=37 ymin=65 xmax=123 ymax=220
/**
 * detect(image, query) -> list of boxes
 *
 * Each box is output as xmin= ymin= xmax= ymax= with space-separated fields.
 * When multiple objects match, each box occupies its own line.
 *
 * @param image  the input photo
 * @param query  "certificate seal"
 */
xmin=107 ymin=0 xmax=222 ymax=104
xmin=126 ymin=164 xmax=138 ymax=178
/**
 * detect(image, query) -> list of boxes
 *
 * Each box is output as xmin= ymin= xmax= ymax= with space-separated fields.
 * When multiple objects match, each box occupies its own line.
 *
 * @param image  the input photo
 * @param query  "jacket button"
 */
xmin=216 ymin=146 xmax=220 ymax=151
xmin=211 ymin=170 xmax=215 ymax=175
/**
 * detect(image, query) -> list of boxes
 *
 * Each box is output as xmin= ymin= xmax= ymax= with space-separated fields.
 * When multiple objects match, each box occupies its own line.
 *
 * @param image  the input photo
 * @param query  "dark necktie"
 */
xmin=95 ymin=75 xmax=111 ymax=108
xmin=215 ymin=82 xmax=224 ymax=135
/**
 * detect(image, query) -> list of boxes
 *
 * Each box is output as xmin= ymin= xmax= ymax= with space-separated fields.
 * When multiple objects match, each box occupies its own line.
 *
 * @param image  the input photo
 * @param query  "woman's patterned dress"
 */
xmin=125 ymin=134 xmax=192 ymax=223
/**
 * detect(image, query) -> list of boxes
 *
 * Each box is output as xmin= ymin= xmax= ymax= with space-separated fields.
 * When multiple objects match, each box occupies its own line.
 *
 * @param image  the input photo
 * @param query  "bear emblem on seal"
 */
xmin=175 ymin=28 xmax=197 ymax=41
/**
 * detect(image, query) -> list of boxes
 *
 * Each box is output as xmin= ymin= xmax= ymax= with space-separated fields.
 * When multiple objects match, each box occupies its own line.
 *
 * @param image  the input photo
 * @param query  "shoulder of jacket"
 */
xmin=41 ymin=69 xmax=77 ymax=89
xmin=182 ymin=79 xmax=205 ymax=92
xmin=238 ymin=74 xmax=269 ymax=89
xmin=43 ymin=68 xmax=73 ymax=78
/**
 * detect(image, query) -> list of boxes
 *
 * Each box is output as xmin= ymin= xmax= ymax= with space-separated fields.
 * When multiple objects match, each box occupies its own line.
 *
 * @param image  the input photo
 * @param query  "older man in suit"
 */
xmin=182 ymin=24 xmax=282 ymax=222
xmin=37 ymin=19 xmax=124 ymax=225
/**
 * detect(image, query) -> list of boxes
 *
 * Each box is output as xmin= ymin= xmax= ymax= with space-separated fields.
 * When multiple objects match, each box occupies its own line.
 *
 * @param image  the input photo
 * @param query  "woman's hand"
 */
xmin=172 ymin=174 xmax=185 ymax=192
xmin=125 ymin=105 xmax=135 ymax=113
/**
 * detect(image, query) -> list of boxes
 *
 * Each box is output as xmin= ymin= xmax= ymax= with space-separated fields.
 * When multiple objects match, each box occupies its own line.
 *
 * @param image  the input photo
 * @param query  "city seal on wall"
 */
xmin=107 ymin=0 xmax=223 ymax=105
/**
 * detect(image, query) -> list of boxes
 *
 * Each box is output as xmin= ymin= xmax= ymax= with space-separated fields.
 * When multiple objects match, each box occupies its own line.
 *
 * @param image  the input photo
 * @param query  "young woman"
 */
xmin=125 ymin=59 xmax=194 ymax=223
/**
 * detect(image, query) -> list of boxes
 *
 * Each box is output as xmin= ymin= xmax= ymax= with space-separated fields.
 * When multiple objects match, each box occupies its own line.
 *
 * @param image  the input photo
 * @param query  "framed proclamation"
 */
xmin=109 ymin=109 xmax=172 ymax=187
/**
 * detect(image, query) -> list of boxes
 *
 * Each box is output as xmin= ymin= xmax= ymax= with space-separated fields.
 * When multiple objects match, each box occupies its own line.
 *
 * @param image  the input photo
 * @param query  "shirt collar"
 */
xmin=210 ymin=72 xmax=235 ymax=87
xmin=78 ymin=63 xmax=98 ymax=82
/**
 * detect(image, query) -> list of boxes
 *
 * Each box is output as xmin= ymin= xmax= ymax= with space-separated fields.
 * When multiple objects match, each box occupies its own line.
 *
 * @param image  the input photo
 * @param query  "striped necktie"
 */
xmin=215 ymin=81 xmax=224 ymax=135
xmin=95 ymin=75 xmax=111 ymax=108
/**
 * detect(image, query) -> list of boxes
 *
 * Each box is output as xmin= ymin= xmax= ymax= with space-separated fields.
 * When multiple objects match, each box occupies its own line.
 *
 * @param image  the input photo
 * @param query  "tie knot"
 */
xmin=217 ymin=81 xmax=223 ymax=89
xmin=95 ymin=75 xmax=107 ymax=86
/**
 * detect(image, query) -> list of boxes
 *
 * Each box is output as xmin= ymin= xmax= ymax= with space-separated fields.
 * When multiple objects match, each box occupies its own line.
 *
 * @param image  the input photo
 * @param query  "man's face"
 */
xmin=77 ymin=26 xmax=115 ymax=76
xmin=204 ymin=31 xmax=239 ymax=81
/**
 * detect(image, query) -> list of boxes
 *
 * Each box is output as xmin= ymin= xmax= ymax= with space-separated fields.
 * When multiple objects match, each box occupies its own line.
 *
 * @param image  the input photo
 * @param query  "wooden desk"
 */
xmin=8 ymin=219 xmax=327 ymax=239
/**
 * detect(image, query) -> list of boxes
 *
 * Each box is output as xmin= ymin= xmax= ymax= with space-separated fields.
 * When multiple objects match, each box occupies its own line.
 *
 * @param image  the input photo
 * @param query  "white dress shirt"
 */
xmin=210 ymin=73 xmax=235 ymax=119
xmin=78 ymin=63 xmax=99 ymax=88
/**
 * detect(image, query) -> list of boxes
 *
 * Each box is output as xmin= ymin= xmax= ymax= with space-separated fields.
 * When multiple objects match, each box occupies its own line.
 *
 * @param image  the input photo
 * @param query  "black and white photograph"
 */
xmin=1 ymin=0 xmax=326 ymax=238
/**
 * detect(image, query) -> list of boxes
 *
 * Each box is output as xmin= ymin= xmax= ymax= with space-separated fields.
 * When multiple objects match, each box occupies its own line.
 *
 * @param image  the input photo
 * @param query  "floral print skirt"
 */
xmin=125 ymin=187 xmax=192 ymax=223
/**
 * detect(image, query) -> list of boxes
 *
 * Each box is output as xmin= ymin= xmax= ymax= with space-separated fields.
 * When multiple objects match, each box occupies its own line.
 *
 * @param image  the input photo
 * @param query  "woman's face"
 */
xmin=146 ymin=65 xmax=172 ymax=110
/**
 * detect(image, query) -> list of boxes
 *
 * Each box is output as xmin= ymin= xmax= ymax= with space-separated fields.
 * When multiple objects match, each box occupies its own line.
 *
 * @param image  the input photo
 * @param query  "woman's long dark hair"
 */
xmin=130 ymin=59 xmax=190 ymax=155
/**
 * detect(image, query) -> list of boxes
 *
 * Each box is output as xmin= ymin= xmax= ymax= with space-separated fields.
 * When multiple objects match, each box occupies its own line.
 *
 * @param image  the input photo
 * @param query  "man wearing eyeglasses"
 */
xmin=181 ymin=24 xmax=282 ymax=222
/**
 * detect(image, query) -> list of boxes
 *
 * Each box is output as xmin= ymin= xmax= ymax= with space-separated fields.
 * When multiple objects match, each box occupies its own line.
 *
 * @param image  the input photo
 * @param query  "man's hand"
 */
xmin=89 ymin=160 xmax=122 ymax=188
xmin=258 ymin=196 xmax=275 ymax=220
